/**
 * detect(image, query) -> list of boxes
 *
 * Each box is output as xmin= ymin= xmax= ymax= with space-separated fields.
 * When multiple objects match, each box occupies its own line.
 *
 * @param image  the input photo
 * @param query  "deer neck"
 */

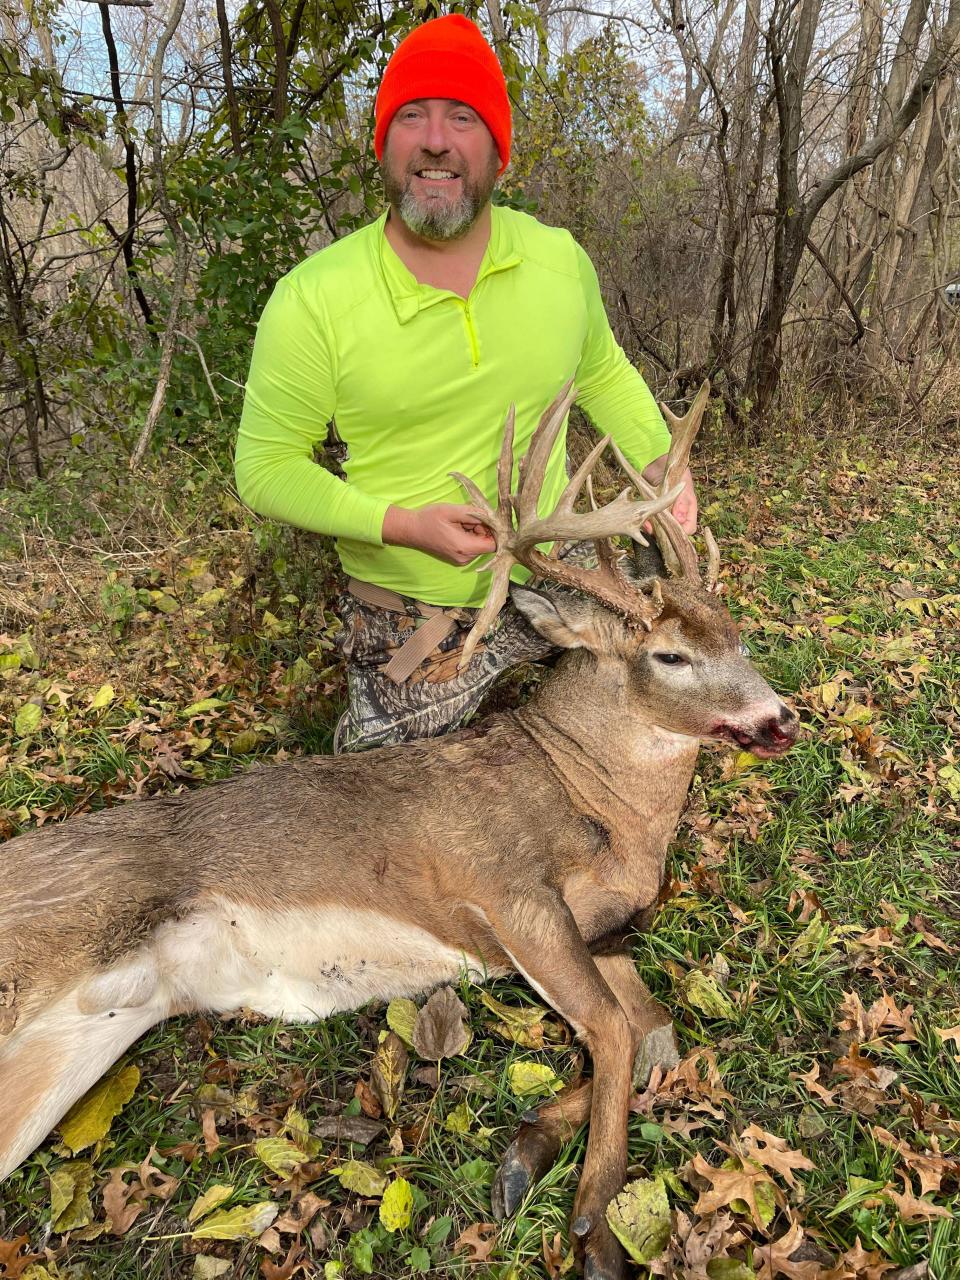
xmin=513 ymin=651 xmax=700 ymax=839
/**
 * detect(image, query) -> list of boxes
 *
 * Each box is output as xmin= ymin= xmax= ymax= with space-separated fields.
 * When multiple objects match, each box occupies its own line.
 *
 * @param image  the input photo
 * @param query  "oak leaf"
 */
xmin=691 ymin=1152 xmax=782 ymax=1231
xmin=881 ymin=1178 xmax=952 ymax=1222
xmin=821 ymin=1238 xmax=896 ymax=1279
xmin=739 ymin=1124 xmax=816 ymax=1187
xmin=752 ymin=1219 xmax=824 ymax=1280
xmin=0 ymin=1236 xmax=43 ymax=1278
xmin=454 ymin=1221 xmax=497 ymax=1265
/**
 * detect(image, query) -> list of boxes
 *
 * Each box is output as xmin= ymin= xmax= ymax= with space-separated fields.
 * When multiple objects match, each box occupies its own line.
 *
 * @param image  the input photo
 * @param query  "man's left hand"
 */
xmin=670 ymin=466 xmax=698 ymax=534
xmin=641 ymin=456 xmax=698 ymax=534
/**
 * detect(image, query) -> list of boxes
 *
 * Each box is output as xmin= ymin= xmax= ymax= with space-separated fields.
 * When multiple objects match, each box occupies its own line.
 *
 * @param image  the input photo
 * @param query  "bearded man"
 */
xmin=235 ymin=14 xmax=698 ymax=751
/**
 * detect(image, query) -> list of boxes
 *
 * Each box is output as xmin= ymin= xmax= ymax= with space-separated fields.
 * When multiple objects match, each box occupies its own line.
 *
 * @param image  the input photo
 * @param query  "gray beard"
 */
xmin=381 ymin=156 xmax=499 ymax=242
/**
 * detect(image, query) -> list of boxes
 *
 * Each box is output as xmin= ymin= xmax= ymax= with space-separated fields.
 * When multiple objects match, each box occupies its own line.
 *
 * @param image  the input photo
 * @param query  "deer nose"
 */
xmin=760 ymin=705 xmax=799 ymax=749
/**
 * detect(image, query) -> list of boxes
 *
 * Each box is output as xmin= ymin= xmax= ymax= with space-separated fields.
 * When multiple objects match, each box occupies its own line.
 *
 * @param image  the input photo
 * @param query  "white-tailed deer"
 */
xmin=0 ymin=382 xmax=797 ymax=1279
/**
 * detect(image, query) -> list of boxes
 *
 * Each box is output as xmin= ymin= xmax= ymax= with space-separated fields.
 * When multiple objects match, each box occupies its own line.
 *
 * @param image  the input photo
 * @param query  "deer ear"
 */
xmin=510 ymin=585 xmax=603 ymax=650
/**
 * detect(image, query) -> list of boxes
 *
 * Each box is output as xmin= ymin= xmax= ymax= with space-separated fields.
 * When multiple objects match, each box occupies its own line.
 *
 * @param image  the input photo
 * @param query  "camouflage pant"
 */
xmin=332 ymin=544 xmax=597 ymax=753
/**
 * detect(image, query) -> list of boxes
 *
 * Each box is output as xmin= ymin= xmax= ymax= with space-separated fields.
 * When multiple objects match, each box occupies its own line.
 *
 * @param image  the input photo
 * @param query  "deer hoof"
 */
xmin=491 ymin=1122 xmax=563 ymax=1219
xmin=632 ymin=1021 xmax=679 ymax=1088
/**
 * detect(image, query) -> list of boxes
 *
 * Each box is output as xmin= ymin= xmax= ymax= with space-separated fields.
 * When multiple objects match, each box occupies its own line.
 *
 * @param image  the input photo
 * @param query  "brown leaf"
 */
xmin=872 ymin=1127 xmax=959 ymax=1197
xmin=792 ymin=1062 xmax=837 ymax=1105
xmin=260 ymin=1241 xmax=309 ymax=1279
xmin=822 ymin=1238 xmax=896 ymax=1279
xmin=910 ymin=915 xmax=953 ymax=954
xmin=934 ymin=1025 xmax=960 ymax=1047
xmin=0 ymin=1236 xmax=43 ymax=1278
xmin=201 ymin=1107 xmax=221 ymax=1155
xmin=542 ymin=1228 xmax=565 ymax=1279
xmin=413 ymin=987 xmax=471 ymax=1060
xmin=370 ymin=1032 xmax=407 ymax=1122
xmin=353 ymin=1079 xmax=382 ymax=1120
xmin=102 ymin=1151 xmax=179 ymax=1238
xmin=454 ymin=1221 xmax=498 ymax=1265
xmin=312 ymin=1114 xmax=384 ymax=1147
xmin=881 ymin=1178 xmax=953 ymax=1222
xmin=274 ymin=1191 xmax=329 ymax=1236
xmin=739 ymin=1124 xmax=816 ymax=1187
xmin=690 ymin=1151 xmax=782 ymax=1231
xmin=837 ymin=992 xmax=917 ymax=1044
xmin=753 ymin=1218 xmax=825 ymax=1279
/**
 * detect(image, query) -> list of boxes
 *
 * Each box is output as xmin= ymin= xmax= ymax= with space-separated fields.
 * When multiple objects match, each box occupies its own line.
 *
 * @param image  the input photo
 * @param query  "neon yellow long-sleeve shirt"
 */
xmin=235 ymin=205 xmax=671 ymax=607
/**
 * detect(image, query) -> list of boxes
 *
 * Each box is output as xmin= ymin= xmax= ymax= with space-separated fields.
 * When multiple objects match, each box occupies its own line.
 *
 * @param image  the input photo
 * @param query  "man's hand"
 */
xmin=382 ymin=503 xmax=497 ymax=566
xmin=641 ymin=458 xmax=698 ymax=534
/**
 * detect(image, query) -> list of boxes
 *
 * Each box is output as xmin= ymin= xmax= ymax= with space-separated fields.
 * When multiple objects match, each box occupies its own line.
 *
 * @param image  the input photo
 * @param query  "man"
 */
xmin=236 ymin=14 xmax=697 ymax=751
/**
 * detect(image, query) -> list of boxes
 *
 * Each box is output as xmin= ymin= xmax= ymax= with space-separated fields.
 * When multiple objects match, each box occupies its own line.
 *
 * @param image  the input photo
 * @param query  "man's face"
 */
xmin=381 ymin=98 xmax=500 ymax=241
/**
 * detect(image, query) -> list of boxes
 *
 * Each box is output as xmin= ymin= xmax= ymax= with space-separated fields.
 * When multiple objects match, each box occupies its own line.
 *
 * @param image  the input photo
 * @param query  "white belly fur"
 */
xmin=149 ymin=901 xmax=502 ymax=1021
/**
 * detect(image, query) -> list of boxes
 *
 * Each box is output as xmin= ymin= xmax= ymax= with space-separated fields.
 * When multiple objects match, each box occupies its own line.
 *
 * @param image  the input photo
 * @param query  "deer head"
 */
xmin=454 ymin=380 xmax=798 ymax=758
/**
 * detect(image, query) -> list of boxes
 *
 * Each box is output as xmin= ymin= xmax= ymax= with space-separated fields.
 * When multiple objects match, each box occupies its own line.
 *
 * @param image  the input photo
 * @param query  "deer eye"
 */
xmin=655 ymin=652 xmax=687 ymax=665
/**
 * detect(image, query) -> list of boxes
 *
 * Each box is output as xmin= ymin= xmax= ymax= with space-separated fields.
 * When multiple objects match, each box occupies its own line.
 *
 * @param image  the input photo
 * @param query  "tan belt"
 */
xmin=347 ymin=577 xmax=465 ymax=684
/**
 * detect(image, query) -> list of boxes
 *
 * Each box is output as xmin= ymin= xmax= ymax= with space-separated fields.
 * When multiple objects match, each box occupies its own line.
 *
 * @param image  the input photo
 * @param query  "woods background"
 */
xmin=2 ymin=0 xmax=960 ymax=485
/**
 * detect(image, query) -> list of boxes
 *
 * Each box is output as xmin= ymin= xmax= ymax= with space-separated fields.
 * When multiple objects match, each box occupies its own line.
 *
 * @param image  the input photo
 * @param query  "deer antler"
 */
xmin=612 ymin=379 xmax=712 ymax=581
xmin=451 ymin=381 xmax=684 ymax=669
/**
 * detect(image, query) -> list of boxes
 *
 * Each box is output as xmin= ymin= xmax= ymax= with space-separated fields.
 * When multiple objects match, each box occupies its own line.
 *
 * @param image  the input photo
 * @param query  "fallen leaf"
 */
xmin=260 ymin=1241 xmax=308 ymax=1279
xmin=201 ymin=1107 xmax=221 ymax=1154
xmin=335 ymin=1159 xmax=388 ymax=1197
xmin=274 ymin=1191 xmax=329 ymax=1236
xmin=934 ymin=1025 xmax=960 ymax=1047
xmin=58 ymin=1064 xmax=140 ymax=1155
xmin=454 ymin=1221 xmax=497 ymax=1265
xmin=49 ymin=1161 xmax=95 ymax=1232
xmin=188 ymin=1184 xmax=235 ymax=1224
xmin=254 ymin=1137 xmax=311 ymax=1178
xmin=412 ymin=986 xmax=471 ymax=1060
xmin=371 ymin=1032 xmax=407 ymax=1122
xmin=192 ymin=1259 xmax=234 ymax=1279
xmin=739 ymin=1124 xmax=815 ymax=1187
xmin=505 ymin=1060 xmax=563 ymax=1098
xmin=881 ymin=1178 xmax=953 ymax=1222
xmin=312 ymin=1114 xmax=383 ymax=1147
xmin=691 ymin=1152 xmax=782 ymax=1231
xmin=605 ymin=1176 xmax=672 ymax=1264
xmin=479 ymin=991 xmax=548 ymax=1048
xmin=753 ymin=1218 xmax=824 ymax=1279
xmin=192 ymin=1202 xmax=280 ymax=1240
xmin=680 ymin=969 xmax=736 ymax=1019
xmin=386 ymin=997 xmax=418 ymax=1048
xmin=379 ymin=1176 xmax=414 ymax=1232
xmin=792 ymin=1062 xmax=837 ymax=1105
xmin=0 ymin=1236 xmax=43 ymax=1278
xmin=821 ymin=1237 xmax=896 ymax=1279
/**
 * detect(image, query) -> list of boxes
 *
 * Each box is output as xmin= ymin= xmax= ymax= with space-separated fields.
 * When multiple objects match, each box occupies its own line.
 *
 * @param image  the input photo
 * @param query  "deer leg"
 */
xmin=491 ymin=951 xmax=677 ymax=1219
xmin=485 ymin=893 xmax=636 ymax=1280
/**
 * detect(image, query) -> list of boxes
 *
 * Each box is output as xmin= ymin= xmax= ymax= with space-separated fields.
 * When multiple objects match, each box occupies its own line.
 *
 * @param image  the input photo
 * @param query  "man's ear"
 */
xmin=510 ymin=585 xmax=603 ymax=650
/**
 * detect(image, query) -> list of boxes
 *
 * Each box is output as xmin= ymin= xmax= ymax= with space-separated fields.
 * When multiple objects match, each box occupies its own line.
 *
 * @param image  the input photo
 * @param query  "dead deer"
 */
xmin=0 ymin=381 xmax=797 ymax=1279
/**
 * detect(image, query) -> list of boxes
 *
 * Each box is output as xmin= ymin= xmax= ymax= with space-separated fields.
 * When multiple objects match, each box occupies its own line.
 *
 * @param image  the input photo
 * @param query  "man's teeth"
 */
xmin=418 ymin=169 xmax=457 ymax=179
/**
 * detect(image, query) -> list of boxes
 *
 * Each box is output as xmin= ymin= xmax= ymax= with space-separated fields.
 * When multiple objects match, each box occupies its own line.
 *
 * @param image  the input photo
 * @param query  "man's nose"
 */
xmin=422 ymin=112 xmax=451 ymax=155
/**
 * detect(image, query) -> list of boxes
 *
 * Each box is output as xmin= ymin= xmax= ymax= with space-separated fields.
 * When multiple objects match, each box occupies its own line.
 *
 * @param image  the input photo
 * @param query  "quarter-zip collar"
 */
xmin=377 ymin=205 xmax=522 ymax=324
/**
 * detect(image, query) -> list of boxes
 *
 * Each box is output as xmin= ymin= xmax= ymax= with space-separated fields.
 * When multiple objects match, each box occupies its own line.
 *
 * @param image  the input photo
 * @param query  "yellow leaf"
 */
xmin=336 ymin=1160 xmax=389 ymax=1196
xmin=386 ymin=997 xmax=418 ymax=1048
xmin=49 ymin=1160 xmax=95 ymax=1232
xmin=59 ymin=1064 xmax=140 ymax=1154
xmin=254 ymin=1137 xmax=310 ymax=1176
xmin=379 ymin=1176 xmax=414 ymax=1232
xmin=506 ymin=1061 xmax=562 ymax=1098
xmin=14 ymin=701 xmax=42 ymax=736
xmin=89 ymin=684 xmax=114 ymax=709
xmin=191 ymin=1201 xmax=279 ymax=1240
xmin=187 ymin=1183 xmax=234 ymax=1223
xmin=816 ymin=680 xmax=841 ymax=709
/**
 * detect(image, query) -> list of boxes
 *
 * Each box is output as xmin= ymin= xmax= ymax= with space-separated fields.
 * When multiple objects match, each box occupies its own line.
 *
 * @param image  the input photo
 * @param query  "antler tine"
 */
xmin=658 ymin=379 xmax=711 ymax=496
xmin=611 ymin=444 xmax=698 ymax=579
xmin=516 ymin=378 xmax=577 ymax=523
xmin=703 ymin=526 xmax=721 ymax=592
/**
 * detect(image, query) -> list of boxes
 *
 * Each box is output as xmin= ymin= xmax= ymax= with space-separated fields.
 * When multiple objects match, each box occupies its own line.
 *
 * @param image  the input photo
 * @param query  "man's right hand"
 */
xmin=382 ymin=503 xmax=498 ymax=566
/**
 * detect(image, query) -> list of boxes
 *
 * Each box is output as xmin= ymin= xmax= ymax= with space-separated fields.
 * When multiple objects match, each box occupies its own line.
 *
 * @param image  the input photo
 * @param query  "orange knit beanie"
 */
xmin=374 ymin=15 xmax=511 ymax=174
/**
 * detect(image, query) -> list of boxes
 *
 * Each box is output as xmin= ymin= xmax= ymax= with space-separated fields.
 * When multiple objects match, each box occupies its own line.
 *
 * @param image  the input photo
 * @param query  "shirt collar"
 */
xmin=377 ymin=205 xmax=522 ymax=325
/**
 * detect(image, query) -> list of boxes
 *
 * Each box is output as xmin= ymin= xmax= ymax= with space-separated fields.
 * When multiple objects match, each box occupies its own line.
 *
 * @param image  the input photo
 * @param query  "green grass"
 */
xmin=1 ymin=436 xmax=959 ymax=1277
